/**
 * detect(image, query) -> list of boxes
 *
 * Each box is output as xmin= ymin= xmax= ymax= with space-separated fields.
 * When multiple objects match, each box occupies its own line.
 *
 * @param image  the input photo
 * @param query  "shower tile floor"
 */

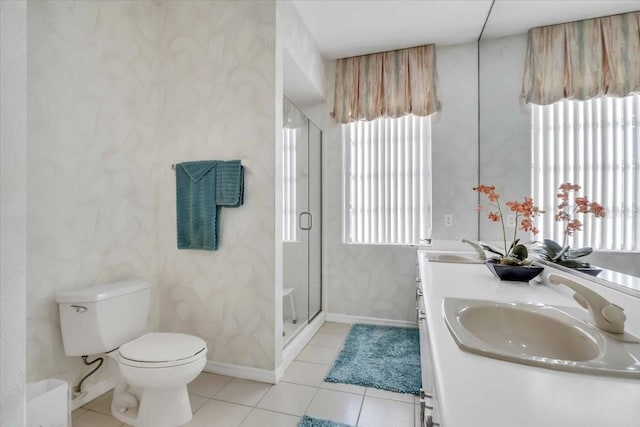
xmin=72 ymin=322 xmax=420 ymax=427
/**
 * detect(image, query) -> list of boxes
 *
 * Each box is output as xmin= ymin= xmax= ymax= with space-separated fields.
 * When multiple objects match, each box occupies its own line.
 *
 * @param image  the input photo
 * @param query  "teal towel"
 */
xmin=176 ymin=160 xmax=244 ymax=250
xmin=298 ymin=416 xmax=355 ymax=427
xmin=216 ymin=160 xmax=244 ymax=207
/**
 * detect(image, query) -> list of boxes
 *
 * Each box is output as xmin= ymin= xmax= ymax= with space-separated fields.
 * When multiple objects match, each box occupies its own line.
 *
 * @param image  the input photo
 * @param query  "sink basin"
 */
xmin=443 ymin=298 xmax=640 ymax=378
xmin=427 ymin=254 xmax=483 ymax=264
xmin=457 ymin=303 xmax=599 ymax=361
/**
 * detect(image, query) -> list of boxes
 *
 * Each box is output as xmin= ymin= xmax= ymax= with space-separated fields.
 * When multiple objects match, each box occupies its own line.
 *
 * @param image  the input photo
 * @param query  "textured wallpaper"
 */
xmin=27 ymin=0 xmax=164 ymax=387
xmin=27 ymin=0 xmax=277 ymax=390
xmin=1 ymin=1 xmax=27 ymax=426
xmin=155 ymin=1 xmax=276 ymax=370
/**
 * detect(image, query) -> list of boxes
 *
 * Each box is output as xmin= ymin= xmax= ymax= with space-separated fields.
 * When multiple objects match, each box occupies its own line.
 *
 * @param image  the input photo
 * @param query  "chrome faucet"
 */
xmin=548 ymin=273 xmax=626 ymax=334
xmin=462 ymin=239 xmax=487 ymax=260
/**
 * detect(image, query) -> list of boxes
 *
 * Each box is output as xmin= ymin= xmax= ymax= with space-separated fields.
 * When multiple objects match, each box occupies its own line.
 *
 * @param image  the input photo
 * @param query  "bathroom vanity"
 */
xmin=416 ymin=250 xmax=640 ymax=427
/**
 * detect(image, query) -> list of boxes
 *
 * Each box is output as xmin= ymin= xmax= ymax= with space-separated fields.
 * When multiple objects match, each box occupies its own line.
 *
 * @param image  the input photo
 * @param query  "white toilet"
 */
xmin=57 ymin=279 xmax=207 ymax=427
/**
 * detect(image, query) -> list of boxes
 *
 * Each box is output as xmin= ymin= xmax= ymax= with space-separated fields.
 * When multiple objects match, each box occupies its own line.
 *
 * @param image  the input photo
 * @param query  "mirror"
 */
xmin=478 ymin=2 xmax=640 ymax=282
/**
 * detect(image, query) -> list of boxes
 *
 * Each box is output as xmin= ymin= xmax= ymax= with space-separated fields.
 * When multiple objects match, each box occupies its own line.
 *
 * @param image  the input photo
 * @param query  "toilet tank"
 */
xmin=57 ymin=279 xmax=151 ymax=356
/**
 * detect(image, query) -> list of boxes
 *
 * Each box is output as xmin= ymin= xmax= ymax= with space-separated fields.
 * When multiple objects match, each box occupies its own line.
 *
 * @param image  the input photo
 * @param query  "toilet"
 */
xmin=57 ymin=279 xmax=207 ymax=427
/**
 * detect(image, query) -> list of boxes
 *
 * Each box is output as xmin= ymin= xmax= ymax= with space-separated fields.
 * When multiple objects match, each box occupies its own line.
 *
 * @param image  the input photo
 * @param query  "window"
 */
xmin=343 ymin=115 xmax=432 ymax=245
xmin=531 ymin=94 xmax=640 ymax=251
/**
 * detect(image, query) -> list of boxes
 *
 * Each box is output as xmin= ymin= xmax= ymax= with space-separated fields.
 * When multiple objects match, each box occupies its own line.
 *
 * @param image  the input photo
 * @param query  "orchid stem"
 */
xmin=511 ymin=212 xmax=519 ymax=256
xmin=496 ymin=200 xmax=508 ymax=258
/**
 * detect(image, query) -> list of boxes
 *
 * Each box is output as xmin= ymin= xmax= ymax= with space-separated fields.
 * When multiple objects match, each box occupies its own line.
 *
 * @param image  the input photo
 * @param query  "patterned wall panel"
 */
xmin=26 ymin=0 xmax=277 ymax=389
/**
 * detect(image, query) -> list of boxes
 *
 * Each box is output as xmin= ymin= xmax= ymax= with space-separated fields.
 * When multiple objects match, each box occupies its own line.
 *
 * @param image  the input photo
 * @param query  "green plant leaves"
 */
xmin=552 ymin=245 xmax=569 ymax=261
xmin=567 ymin=247 xmax=593 ymax=258
xmin=511 ymin=244 xmax=528 ymax=261
xmin=538 ymin=238 xmax=593 ymax=266
xmin=543 ymin=239 xmax=562 ymax=253
xmin=481 ymin=243 xmax=504 ymax=257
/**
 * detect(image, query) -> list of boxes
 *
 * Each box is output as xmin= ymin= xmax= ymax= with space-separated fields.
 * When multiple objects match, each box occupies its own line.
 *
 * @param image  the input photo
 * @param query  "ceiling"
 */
xmin=292 ymin=0 xmax=639 ymax=60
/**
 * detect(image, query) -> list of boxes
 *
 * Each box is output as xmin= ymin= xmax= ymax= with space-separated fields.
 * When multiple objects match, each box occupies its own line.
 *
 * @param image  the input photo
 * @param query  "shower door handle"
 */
xmin=299 ymin=212 xmax=312 ymax=231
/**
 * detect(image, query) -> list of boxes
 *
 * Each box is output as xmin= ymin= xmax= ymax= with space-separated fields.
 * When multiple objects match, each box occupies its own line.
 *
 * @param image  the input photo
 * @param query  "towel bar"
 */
xmin=171 ymin=161 xmax=246 ymax=170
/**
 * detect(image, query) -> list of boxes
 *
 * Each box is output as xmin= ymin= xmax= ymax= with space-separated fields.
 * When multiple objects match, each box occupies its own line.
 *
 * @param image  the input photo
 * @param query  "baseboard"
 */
xmin=326 ymin=312 xmax=417 ymax=328
xmin=204 ymin=360 xmax=277 ymax=384
xmin=205 ymin=312 xmax=327 ymax=385
xmin=277 ymin=312 xmax=326 ymax=382
xmin=70 ymin=378 xmax=114 ymax=411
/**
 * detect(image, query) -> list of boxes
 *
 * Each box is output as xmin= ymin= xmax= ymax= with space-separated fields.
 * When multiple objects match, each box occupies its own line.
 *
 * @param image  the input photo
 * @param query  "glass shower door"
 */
xmin=282 ymin=98 xmax=322 ymax=345
xmin=282 ymin=98 xmax=309 ymax=343
xmin=308 ymin=121 xmax=322 ymax=321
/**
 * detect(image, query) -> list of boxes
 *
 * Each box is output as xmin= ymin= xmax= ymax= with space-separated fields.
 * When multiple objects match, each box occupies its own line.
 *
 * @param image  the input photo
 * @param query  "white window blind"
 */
xmin=343 ymin=115 xmax=432 ymax=245
xmin=532 ymin=94 xmax=640 ymax=251
xmin=283 ymin=127 xmax=297 ymax=242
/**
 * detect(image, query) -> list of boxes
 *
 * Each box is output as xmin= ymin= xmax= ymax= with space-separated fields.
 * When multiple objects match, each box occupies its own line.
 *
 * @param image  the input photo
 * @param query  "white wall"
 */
xmin=279 ymin=1 xmax=325 ymax=104
xmin=0 ymin=1 xmax=27 ymax=426
xmin=432 ymin=43 xmax=480 ymax=241
xmin=27 ymin=0 xmax=278 ymax=391
xmin=479 ymin=34 xmax=531 ymax=244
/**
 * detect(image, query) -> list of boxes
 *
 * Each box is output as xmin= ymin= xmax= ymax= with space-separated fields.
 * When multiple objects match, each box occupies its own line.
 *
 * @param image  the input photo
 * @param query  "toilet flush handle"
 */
xmin=71 ymin=305 xmax=87 ymax=313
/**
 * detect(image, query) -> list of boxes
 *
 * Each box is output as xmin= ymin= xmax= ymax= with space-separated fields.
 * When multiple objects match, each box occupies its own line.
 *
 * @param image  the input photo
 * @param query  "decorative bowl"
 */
xmin=485 ymin=260 xmax=544 ymax=282
xmin=574 ymin=267 xmax=602 ymax=277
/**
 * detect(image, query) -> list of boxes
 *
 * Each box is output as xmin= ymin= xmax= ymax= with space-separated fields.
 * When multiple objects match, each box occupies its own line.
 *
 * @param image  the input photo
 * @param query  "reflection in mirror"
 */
xmin=478 ymin=3 xmax=640 ymax=285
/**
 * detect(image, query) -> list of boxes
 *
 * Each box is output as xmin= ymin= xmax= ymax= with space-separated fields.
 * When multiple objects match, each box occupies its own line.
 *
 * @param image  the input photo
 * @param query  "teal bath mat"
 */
xmin=298 ymin=415 xmax=355 ymax=427
xmin=324 ymin=324 xmax=421 ymax=395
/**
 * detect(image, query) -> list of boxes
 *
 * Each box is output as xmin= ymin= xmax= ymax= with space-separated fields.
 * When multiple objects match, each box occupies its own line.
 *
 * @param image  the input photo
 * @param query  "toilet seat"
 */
xmin=119 ymin=332 xmax=206 ymax=368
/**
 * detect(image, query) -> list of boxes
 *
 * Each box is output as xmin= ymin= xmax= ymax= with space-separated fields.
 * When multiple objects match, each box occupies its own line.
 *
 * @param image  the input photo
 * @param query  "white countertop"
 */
xmin=417 ymin=250 xmax=640 ymax=427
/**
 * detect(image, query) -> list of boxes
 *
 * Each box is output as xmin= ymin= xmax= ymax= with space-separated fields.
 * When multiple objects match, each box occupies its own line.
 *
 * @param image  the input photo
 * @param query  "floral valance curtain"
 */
xmin=332 ymin=44 xmax=441 ymax=123
xmin=522 ymin=11 xmax=640 ymax=105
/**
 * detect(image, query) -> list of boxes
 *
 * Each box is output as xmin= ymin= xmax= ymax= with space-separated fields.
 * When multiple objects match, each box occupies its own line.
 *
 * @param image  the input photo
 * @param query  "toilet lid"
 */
xmin=119 ymin=333 xmax=206 ymax=364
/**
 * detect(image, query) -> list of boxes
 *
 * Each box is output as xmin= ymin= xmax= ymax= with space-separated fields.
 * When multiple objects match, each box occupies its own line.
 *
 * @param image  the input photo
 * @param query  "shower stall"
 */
xmin=281 ymin=97 xmax=322 ymax=347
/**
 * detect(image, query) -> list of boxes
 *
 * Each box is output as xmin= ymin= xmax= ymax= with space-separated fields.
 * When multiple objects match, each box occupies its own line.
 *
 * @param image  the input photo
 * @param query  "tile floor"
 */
xmin=72 ymin=322 xmax=421 ymax=427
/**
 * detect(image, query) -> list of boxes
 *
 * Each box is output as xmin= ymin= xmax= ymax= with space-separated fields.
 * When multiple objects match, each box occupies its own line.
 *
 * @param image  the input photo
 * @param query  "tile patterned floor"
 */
xmin=72 ymin=322 xmax=420 ymax=427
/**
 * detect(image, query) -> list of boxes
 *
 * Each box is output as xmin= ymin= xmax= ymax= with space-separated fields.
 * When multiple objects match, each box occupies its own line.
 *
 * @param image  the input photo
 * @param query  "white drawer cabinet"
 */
xmin=416 ymin=271 xmax=442 ymax=426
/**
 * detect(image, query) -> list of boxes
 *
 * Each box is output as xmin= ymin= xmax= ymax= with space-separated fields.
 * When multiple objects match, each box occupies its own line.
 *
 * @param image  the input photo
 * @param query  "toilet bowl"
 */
xmin=56 ymin=279 xmax=208 ymax=427
xmin=112 ymin=333 xmax=207 ymax=427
